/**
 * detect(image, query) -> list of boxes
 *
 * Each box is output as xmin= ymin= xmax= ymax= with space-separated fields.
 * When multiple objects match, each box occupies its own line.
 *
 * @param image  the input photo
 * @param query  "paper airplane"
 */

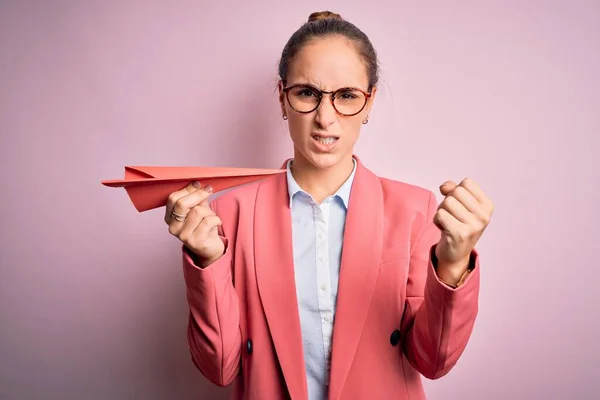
xmin=102 ymin=165 xmax=285 ymax=212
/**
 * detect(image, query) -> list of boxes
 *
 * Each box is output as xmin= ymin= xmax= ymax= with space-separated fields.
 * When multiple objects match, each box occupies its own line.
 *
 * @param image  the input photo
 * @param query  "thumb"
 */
xmin=185 ymin=180 xmax=202 ymax=194
xmin=439 ymin=181 xmax=457 ymax=196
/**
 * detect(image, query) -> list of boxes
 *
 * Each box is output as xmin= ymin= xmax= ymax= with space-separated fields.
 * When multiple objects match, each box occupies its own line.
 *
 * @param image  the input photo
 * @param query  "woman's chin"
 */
xmin=301 ymin=149 xmax=346 ymax=170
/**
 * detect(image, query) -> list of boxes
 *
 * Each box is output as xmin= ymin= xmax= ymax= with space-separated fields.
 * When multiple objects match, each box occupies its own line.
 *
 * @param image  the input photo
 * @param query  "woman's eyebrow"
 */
xmin=286 ymin=81 xmax=318 ymax=87
xmin=287 ymin=82 xmax=363 ymax=90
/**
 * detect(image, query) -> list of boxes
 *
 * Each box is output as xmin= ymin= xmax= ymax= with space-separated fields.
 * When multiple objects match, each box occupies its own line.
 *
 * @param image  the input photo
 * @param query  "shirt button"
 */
xmin=321 ymin=284 xmax=327 ymax=291
xmin=390 ymin=330 xmax=401 ymax=346
xmin=324 ymin=315 xmax=330 ymax=322
xmin=318 ymin=233 xmax=324 ymax=239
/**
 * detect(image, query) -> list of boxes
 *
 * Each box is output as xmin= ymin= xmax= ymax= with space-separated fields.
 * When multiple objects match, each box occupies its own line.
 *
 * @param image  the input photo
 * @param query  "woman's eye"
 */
xmin=297 ymin=89 xmax=317 ymax=97
xmin=338 ymin=91 xmax=358 ymax=99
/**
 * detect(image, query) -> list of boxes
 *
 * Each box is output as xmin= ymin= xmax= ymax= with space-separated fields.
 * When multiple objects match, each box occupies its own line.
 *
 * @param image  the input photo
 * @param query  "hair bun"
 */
xmin=307 ymin=11 xmax=343 ymax=23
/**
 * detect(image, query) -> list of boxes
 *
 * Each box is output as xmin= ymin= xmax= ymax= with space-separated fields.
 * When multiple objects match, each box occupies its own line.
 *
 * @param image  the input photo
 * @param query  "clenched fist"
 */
xmin=165 ymin=181 xmax=225 ymax=267
xmin=433 ymin=178 xmax=494 ymax=285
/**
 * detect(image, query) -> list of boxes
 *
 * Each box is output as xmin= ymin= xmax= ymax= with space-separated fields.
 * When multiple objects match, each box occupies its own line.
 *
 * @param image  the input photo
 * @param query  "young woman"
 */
xmin=165 ymin=11 xmax=494 ymax=400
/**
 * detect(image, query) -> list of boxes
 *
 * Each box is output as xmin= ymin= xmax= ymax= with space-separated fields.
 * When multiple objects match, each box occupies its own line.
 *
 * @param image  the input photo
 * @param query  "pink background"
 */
xmin=1 ymin=1 xmax=598 ymax=399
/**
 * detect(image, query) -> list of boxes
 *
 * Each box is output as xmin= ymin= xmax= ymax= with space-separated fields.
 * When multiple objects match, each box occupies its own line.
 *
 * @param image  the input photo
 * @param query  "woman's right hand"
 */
xmin=165 ymin=181 xmax=225 ymax=267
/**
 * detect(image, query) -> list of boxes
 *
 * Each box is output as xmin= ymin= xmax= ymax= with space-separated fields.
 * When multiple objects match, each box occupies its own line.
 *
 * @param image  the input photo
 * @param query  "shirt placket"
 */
xmin=314 ymin=199 xmax=334 ymax=383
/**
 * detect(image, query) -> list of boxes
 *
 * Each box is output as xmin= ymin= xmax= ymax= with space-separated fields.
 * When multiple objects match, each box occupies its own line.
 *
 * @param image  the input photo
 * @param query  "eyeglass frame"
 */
xmin=281 ymin=81 xmax=373 ymax=117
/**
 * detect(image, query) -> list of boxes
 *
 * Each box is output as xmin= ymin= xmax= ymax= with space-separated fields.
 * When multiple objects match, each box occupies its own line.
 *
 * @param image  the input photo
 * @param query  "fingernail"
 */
xmin=205 ymin=185 xmax=213 ymax=193
xmin=192 ymin=181 xmax=200 ymax=188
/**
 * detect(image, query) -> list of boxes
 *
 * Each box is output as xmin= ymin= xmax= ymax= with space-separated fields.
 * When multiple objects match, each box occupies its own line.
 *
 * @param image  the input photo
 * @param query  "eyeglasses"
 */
xmin=282 ymin=83 xmax=372 ymax=116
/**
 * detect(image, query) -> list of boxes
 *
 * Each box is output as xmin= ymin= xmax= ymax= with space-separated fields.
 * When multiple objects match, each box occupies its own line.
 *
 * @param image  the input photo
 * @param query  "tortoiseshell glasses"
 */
xmin=282 ymin=83 xmax=372 ymax=116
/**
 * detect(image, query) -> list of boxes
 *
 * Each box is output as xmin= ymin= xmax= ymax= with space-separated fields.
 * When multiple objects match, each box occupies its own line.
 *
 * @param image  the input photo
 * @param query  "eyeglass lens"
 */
xmin=287 ymin=85 xmax=367 ymax=115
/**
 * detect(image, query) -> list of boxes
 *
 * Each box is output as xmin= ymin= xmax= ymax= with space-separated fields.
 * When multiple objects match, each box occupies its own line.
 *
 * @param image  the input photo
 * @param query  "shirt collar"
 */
xmin=286 ymin=157 xmax=357 ymax=209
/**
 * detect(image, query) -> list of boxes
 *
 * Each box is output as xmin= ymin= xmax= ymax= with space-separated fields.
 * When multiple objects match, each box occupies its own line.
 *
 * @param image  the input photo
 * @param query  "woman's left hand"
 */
xmin=433 ymin=178 xmax=494 ymax=277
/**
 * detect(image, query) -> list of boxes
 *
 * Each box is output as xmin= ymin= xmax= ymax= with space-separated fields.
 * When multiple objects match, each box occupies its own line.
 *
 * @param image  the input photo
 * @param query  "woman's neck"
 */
xmin=290 ymin=153 xmax=355 ymax=204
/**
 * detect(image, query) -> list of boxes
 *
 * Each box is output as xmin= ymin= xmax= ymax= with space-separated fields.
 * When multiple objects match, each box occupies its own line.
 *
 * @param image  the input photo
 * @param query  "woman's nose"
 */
xmin=315 ymin=95 xmax=337 ymax=128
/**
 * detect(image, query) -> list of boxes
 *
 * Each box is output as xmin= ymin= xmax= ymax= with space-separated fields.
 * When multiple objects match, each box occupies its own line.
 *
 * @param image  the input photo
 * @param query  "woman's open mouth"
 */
xmin=312 ymin=134 xmax=340 ymax=151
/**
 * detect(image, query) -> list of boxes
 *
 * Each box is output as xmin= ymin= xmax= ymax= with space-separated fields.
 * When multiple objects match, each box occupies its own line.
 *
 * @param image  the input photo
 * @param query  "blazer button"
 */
xmin=390 ymin=330 xmax=401 ymax=346
xmin=246 ymin=339 xmax=253 ymax=354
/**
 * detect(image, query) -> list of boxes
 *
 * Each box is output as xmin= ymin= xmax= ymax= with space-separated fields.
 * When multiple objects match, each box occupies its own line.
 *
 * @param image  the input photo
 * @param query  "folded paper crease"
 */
xmin=102 ymin=166 xmax=285 ymax=212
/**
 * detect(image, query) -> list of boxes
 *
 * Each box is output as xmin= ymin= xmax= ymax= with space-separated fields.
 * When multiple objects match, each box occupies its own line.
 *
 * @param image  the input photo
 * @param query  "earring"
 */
xmin=283 ymin=114 xmax=288 ymax=120
xmin=362 ymin=116 xmax=369 ymax=124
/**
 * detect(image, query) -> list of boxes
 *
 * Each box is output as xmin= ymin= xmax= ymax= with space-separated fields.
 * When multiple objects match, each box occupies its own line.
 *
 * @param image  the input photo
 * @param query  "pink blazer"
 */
xmin=182 ymin=156 xmax=480 ymax=399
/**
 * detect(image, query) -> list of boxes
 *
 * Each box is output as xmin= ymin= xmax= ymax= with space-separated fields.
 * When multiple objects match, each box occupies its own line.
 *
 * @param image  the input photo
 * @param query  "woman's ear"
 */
xmin=278 ymin=80 xmax=287 ymax=117
xmin=365 ymin=85 xmax=377 ymax=115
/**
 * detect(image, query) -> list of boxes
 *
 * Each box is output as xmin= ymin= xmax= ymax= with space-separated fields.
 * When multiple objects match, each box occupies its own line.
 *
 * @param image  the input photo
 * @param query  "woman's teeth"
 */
xmin=316 ymin=136 xmax=336 ymax=145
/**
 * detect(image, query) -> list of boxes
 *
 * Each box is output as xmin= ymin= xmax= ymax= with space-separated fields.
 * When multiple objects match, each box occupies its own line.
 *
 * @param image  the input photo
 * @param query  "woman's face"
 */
xmin=279 ymin=36 xmax=377 ymax=170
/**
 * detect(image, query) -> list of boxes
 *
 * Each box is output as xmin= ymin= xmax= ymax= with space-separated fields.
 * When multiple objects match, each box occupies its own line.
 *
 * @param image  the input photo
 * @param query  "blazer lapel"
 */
xmin=328 ymin=157 xmax=384 ymax=399
xmin=254 ymin=166 xmax=308 ymax=399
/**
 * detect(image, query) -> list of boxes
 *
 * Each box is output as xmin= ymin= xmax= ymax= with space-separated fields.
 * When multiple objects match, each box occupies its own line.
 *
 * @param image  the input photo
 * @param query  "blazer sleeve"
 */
xmin=400 ymin=190 xmax=481 ymax=379
xmin=181 ymin=198 xmax=242 ymax=387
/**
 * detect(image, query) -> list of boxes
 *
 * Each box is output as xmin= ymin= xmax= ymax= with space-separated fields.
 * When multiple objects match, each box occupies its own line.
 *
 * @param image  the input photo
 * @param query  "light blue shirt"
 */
xmin=286 ymin=158 xmax=357 ymax=400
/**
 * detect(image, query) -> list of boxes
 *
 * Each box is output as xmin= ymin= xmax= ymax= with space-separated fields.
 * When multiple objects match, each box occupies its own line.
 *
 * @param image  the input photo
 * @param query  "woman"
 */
xmin=165 ymin=11 xmax=494 ymax=400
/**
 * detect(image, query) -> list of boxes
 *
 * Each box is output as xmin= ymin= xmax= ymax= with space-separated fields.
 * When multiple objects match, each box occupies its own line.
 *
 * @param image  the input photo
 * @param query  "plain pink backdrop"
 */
xmin=1 ymin=1 xmax=598 ymax=399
